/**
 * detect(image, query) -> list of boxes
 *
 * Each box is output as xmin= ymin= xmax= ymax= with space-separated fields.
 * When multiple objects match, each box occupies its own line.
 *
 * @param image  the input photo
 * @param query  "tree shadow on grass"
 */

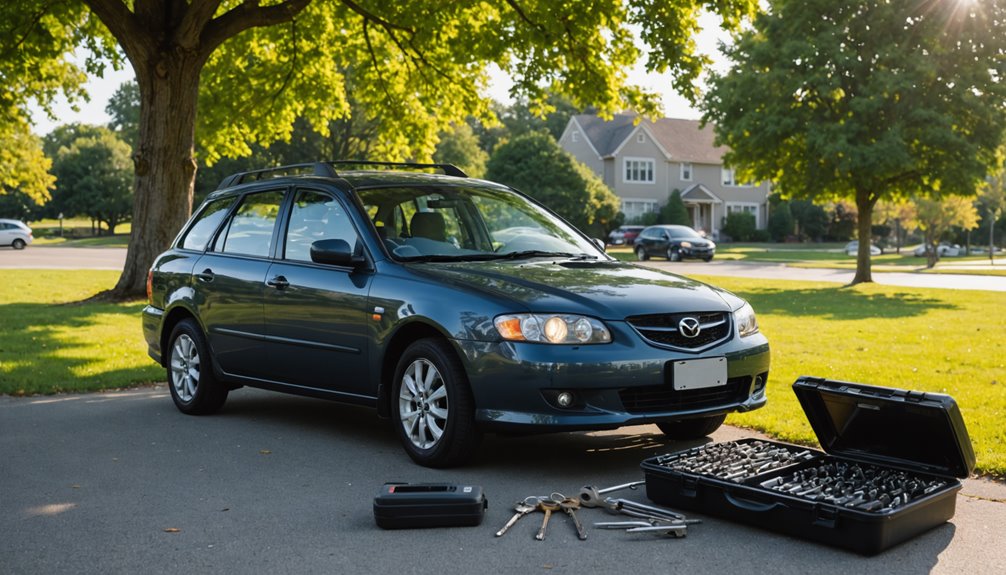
xmin=734 ymin=285 xmax=958 ymax=320
xmin=0 ymin=301 xmax=161 ymax=395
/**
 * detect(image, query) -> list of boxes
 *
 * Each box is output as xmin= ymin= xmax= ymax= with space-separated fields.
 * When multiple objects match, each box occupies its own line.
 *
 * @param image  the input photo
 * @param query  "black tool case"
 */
xmin=641 ymin=377 xmax=976 ymax=554
xmin=373 ymin=483 xmax=488 ymax=529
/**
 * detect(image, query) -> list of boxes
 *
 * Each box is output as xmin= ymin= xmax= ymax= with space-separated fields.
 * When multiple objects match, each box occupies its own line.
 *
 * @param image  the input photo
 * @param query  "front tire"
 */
xmin=166 ymin=319 xmax=228 ymax=415
xmin=12 ymin=238 xmax=26 ymax=250
xmin=392 ymin=338 xmax=481 ymax=468
xmin=636 ymin=246 xmax=649 ymax=261
xmin=656 ymin=414 xmax=726 ymax=439
xmin=667 ymin=247 xmax=681 ymax=262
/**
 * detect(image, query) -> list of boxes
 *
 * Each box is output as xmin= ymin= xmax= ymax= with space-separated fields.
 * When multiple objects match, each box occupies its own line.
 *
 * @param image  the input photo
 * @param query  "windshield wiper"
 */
xmin=496 ymin=250 xmax=577 ymax=260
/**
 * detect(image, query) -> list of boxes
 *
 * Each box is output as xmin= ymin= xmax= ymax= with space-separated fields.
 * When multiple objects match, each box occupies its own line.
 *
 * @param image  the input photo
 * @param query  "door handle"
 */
xmin=195 ymin=269 xmax=215 ymax=283
xmin=266 ymin=275 xmax=290 ymax=289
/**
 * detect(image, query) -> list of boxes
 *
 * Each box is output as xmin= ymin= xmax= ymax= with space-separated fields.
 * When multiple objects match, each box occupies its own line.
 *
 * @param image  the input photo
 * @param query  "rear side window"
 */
xmin=180 ymin=198 xmax=235 ymax=251
xmin=217 ymin=191 xmax=284 ymax=258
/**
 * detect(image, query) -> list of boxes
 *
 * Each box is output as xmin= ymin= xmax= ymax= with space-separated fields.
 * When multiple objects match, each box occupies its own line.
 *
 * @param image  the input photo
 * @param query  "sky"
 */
xmin=29 ymin=13 xmax=729 ymax=136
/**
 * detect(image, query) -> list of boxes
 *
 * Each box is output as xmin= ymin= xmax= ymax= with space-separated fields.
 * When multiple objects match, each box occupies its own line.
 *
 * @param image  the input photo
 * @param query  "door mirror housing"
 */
xmin=310 ymin=239 xmax=365 ymax=267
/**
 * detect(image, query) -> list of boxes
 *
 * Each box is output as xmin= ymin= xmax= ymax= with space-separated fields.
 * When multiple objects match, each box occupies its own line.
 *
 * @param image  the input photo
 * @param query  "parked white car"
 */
xmin=913 ymin=243 xmax=961 ymax=257
xmin=0 ymin=219 xmax=32 ymax=249
xmin=845 ymin=240 xmax=881 ymax=256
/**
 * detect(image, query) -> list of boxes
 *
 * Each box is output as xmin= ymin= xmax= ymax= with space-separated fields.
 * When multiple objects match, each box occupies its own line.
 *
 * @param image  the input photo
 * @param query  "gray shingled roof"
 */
xmin=572 ymin=114 xmax=727 ymax=164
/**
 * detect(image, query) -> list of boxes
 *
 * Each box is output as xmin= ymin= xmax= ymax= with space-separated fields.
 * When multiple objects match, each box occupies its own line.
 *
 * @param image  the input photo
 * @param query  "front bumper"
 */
xmin=681 ymin=246 xmax=715 ymax=259
xmin=456 ymin=321 xmax=769 ymax=432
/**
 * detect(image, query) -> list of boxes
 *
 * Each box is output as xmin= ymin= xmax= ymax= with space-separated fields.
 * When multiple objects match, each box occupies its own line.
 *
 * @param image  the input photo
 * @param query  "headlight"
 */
xmin=708 ymin=242 xmax=716 ymax=249
xmin=734 ymin=302 xmax=759 ymax=337
xmin=494 ymin=314 xmax=612 ymax=344
xmin=680 ymin=241 xmax=692 ymax=248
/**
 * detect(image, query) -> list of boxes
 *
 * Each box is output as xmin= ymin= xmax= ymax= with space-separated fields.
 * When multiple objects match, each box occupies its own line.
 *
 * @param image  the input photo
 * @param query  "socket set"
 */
xmin=642 ymin=377 xmax=975 ymax=554
xmin=760 ymin=461 xmax=947 ymax=511
xmin=651 ymin=439 xmax=817 ymax=483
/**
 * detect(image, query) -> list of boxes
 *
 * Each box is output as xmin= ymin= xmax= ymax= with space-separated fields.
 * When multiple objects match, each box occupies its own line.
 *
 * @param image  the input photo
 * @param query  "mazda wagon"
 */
xmin=143 ymin=162 xmax=769 ymax=467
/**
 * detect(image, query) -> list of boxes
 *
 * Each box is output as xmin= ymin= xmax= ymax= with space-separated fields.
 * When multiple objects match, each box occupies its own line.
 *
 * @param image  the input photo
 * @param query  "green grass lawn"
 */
xmin=0 ymin=270 xmax=162 ymax=395
xmin=1 ymin=270 xmax=1004 ymax=477
xmin=32 ymin=234 xmax=131 ymax=247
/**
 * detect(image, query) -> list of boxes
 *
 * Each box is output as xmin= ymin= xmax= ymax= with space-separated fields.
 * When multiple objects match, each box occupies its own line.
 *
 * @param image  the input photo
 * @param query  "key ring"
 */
xmin=549 ymin=492 xmax=567 ymax=504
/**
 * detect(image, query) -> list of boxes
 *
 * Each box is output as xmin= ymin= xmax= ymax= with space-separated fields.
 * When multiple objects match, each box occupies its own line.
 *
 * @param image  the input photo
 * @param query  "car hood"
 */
xmin=406 ymin=259 xmax=738 ymax=320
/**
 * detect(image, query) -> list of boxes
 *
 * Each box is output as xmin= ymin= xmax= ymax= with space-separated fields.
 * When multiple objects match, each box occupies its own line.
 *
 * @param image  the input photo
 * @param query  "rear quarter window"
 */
xmin=179 ymin=198 xmax=236 ymax=251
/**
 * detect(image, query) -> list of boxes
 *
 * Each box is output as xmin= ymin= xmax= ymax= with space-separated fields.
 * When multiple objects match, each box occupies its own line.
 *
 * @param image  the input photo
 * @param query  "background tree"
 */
xmin=5 ymin=0 xmax=758 ymax=297
xmin=51 ymin=129 xmax=134 ymax=234
xmin=788 ymin=200 xmax=828 ymax=242
xmin=486 ymin=131 xmax=620 ymax=237
xmin=873 ymin=200 xmax=918 ymax=254
xmin=768 ymin=201 xmax=794 ymax=242
xmin=105 ymin=80 xmax=140 ymax=150
xmin=661 ymin=190 xmax=692 ymax=227
xmin=703 ymin=0 xmax=1006 ymax=284
xmin=0 ymin=127 xmax=55 ymax=210
xmin=433 ymin=124 xmax=488 ymax=179
xmin=915 ymin=196 xmax=980 ymax=268
xmin=978 ymin=148 xmax=1006 ymax=264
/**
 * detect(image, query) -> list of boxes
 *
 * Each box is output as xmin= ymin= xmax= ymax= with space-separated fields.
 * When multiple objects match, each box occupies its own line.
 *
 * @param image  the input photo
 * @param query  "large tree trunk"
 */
xmin=851 ymin=189 xmax=877 ymax=285
xmin=111 ymin=56 xmax=201 ymax=298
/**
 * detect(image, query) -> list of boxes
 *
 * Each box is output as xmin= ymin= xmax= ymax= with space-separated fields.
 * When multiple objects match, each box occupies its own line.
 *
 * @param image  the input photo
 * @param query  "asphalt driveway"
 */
xmin=2 ymin=385 xmax=1003 ymax=574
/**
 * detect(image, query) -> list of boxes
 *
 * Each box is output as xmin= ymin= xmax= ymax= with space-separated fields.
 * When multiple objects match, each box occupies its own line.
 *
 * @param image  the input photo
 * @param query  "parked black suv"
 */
xmin=635 ymin=225 xmax=716 ymax=262
xmin=143 ymin=162 xmax=768 ymax=467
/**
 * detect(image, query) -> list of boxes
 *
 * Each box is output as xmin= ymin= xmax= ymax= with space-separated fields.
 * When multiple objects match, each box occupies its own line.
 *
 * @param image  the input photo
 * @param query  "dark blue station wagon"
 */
xmin=143 ymin=162 xmax=770 ymax=467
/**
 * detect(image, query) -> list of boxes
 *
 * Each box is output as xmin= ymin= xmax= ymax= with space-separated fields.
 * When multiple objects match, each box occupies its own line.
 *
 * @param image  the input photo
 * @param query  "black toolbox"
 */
xmin=641 ymin=377 xmax=976 ymax=554
xmin=373 ymin=483 xmax=488 ymax=529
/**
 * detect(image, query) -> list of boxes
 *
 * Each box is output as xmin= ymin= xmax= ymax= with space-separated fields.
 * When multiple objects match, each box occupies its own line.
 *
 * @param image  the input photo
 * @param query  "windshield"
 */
xmin=358 ymin=185 xmax=606 ymax=262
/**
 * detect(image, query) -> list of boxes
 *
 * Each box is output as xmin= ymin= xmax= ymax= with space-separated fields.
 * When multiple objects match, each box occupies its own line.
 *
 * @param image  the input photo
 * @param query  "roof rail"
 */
xmin=215 ymin=160 xmax=469 ymax=190
xmin=216 ymin=163 xmax=338 ymax=190
xmin=324 ymin=160 xmax=468 ymax=178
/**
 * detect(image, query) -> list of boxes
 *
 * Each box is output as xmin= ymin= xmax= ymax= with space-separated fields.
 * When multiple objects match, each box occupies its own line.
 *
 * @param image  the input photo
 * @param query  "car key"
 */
xmin=535 ymin=499 xmax=560 ymax=541
xmin=495 ymin=497 xmax=539 ymax=537
xmin=560 ymin=497 xmax=587 ymax=540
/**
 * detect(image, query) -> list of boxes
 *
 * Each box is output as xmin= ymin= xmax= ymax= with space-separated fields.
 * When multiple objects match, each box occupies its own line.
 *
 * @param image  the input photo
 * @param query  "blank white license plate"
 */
xmin=672 ymin=357 xmax=728 ymax=391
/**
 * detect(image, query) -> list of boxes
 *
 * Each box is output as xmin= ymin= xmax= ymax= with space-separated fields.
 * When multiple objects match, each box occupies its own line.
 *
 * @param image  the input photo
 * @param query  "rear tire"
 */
xmin=636 ymin=246 xmax=649 ymax=261
xmin=392 ymin=338 xmax=482 ymax=468
xmin=12 ymin=238 xmax=26 ymax=250
xmin=656 ymin=414 xmax=726 ymax=439
xmin=166 ymin=319 xmax=228 ymax=415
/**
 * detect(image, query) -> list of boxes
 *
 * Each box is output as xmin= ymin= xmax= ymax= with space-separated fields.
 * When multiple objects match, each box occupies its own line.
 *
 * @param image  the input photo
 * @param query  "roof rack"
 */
xmin=325 ymin=160 xmax=468 ymax=178
xmin=215 ymin=160 xmax=468 ymax=190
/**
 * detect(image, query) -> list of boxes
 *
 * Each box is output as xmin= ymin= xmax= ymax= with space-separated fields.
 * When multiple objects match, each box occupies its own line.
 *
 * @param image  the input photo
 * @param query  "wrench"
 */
xmin=578 ymin=480 xmax=645 ymax=508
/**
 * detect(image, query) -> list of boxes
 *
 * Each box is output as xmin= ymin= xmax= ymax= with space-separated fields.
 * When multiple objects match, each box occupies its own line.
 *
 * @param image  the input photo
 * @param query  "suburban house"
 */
xmin=558 ymin=113 xmax=771 ymax=239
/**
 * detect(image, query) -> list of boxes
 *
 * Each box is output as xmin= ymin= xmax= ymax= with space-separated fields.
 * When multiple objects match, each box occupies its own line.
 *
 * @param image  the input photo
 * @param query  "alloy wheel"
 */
xmin=398 ymin=358 xmax=449 ymax=450
xmin=170 ymin=334 xmax=200 ymax=402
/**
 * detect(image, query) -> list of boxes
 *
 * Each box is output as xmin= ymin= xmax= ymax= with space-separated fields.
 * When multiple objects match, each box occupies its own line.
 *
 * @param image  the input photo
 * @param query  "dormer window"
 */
xmin=571 ymin=131 xmax=579 ymax=142
xmin=637 ymin=133 xmax=645 ymax=143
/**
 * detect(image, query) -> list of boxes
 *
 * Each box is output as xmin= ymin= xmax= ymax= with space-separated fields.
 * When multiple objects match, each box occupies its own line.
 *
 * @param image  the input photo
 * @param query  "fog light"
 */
xmin=557 ymin=392 xmax=575 ymax=408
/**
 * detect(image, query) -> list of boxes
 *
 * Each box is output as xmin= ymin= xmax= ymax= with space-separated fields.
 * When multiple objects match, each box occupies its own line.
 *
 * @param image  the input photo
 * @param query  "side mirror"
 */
xmin=310 ymin=239 xmax=365 ymax=267
xmin=592 ymin=238 xmax=606 ymax=253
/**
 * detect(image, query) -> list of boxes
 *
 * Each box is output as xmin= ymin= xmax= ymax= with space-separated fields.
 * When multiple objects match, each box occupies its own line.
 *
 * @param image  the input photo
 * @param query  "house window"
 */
xmin=624 ymin=158 xmax=655 ymax=184
xmin=726 ymin=203 xmax=760 ymax=225
xmin=722 ymin=167 xmax=736 ymax=186
xmin=621 ymin=199 xmax=659 ymax=221
xmin=680 ymin=162 xmax=693 ymax=181
xmin=637 ymin=133 xmax=645 ymax=143
xmin=571 ymin=131 xmax=579 ymax=142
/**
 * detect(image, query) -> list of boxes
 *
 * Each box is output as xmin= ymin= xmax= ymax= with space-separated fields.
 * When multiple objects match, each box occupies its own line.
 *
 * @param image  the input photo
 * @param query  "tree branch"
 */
xmin=340 ymin=0 xmax=412 ymax=33
xmin=81 ymin=0 xmax=151 ymax=63
xmin=174 ymin=0 xmax=223 ymax=49
xmin=201 ymin=0 xmax=311 ymax=57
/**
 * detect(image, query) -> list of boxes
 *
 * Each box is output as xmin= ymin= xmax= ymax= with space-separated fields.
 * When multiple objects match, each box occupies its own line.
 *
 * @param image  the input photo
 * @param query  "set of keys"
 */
xmin=495 ymin=493 xmax=587 ymax=541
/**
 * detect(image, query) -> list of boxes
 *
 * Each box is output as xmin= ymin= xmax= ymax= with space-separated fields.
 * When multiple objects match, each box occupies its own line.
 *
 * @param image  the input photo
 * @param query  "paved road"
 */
xmin=1 ymin=385 xmax=1003 ymax=574
xmin=0 ymin=246 xmax=126 ymax=270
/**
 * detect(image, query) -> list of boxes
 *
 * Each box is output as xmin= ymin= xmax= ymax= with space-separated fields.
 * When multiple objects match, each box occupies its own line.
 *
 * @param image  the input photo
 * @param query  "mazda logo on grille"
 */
xmin=678 ymin=317 xmax=701 ymax=338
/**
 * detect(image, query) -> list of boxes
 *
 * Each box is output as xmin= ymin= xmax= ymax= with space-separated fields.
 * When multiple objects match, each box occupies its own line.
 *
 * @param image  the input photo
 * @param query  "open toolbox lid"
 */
xmin=792 ymin=376 xmax=975 ymax=478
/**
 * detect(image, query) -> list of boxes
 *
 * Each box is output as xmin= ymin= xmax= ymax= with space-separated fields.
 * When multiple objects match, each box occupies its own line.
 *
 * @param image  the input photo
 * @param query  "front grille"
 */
xmin=627 ymin=311 xmax=731 ymax=350
xmin=619 ymin=375 xmax=752 ymax=414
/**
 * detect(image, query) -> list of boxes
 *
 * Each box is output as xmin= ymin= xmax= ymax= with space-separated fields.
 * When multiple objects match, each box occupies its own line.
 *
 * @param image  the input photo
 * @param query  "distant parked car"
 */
xmin=913 ymin=243 xmax=961 ymax=257
xmin=844 ymin=240 xmax=881 ymax=256
xmin=635 ymin=225 xmax=715 ymax=262
xmin=0 ymin=219 xmax=32 ymax=249
xmin=608 ymin=225 xmax=645 ymax=246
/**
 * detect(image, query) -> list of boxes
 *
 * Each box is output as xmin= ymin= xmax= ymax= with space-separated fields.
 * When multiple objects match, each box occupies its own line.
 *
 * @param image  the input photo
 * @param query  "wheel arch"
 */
xmin=377 ymin=320 xmax=466 ymax=419
xmin=159 ymin=305 xmax=200 ymax=367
